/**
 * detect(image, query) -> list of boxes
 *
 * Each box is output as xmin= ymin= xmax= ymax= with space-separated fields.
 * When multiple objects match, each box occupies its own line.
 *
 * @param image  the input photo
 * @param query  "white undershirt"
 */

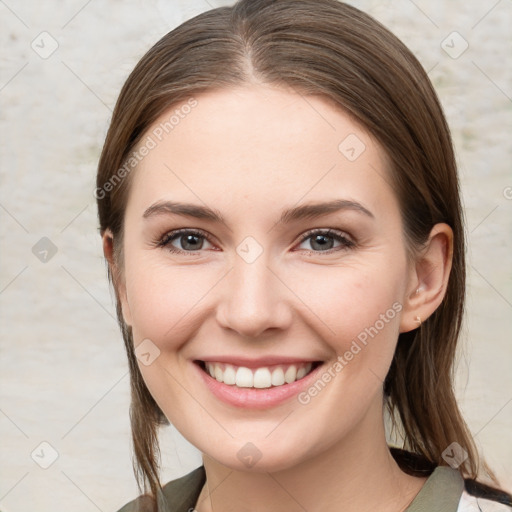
xmin=457 ymin=490 xmax=512 ymax=511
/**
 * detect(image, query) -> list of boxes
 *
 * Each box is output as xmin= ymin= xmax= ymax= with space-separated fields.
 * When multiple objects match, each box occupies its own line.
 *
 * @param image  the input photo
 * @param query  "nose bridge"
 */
xmin=216 ymin=249 xmax=291 ymax=338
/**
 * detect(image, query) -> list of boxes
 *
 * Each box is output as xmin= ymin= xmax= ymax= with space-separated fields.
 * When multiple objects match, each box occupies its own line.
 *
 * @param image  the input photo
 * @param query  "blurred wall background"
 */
xmin=0 ymin=0 xmax=511 ymax=510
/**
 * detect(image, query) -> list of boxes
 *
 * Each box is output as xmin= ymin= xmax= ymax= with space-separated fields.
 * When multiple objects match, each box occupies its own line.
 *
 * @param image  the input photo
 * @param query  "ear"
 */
xmin=400 ymin=223 xmax=453 ymax=333
xmin=102 ymin=229 xmax=133 ymax=326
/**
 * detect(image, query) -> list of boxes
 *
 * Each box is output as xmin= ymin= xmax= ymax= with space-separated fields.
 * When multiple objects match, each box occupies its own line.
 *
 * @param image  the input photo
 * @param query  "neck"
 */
xmin=195 ymin=403 xmax=426 ymax=512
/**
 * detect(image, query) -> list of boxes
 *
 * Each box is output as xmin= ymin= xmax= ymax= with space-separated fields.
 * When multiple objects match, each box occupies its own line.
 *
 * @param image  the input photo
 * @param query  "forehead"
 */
xmin=127 ymin=85 xmax=398 ymax=221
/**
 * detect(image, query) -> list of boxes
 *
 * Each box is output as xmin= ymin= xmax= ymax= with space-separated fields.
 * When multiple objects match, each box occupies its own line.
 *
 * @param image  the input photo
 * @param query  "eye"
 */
xmin=296 ymin=229 xmax=355 ymax=253
xmin=156 ymin=228 xmax=354 ymax=255
xmin=158 ymin=229 xmax=215 ymax=254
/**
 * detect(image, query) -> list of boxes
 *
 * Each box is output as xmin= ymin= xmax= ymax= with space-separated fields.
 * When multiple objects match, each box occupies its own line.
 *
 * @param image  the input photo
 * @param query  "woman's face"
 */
xmin=117 ymin=85 xmax=417 ymax=472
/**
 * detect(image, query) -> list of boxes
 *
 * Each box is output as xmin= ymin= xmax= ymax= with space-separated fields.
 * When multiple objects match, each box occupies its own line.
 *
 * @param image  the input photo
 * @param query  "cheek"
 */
xmin=287 ymin=261 xmax=406 ymax=409
xmin=124 ymin=257 xmax=218 ymax=344
xmin=290 ymin=267 xmax=404 ymax=425
xmin=288 ymin=260 xmax=405 ymax=348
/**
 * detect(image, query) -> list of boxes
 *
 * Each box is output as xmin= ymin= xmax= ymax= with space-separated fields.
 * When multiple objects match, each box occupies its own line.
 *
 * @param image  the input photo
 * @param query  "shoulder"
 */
xmin=461 ymin=477 xmax=512 ymax=511
xmin=392 ymin=449 xmax=511 ymax=512
xmin=457 ymin=490 xmax=512 ymax=512
xmin=402 ymin=463 xmax=512 ymax=512
xmin=116 ymin=466 xmax=206 ymax=512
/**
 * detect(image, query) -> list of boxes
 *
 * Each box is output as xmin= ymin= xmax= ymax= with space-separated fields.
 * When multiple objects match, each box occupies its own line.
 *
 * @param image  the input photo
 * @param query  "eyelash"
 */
xmin=298 ymin=228 xmax=355 ymax=253
xmin=156 ymin=228 xmax=355 ymax=256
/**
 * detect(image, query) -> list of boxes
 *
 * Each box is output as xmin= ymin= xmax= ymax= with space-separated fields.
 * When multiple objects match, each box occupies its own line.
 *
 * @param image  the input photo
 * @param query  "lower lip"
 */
xmin=194 ymin=362 xmax=324 ymax=409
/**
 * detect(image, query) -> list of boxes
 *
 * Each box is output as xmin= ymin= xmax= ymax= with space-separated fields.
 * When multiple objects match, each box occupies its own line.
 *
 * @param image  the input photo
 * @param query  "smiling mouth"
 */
xmin=196 ymin=360 xmax=322 ymax=389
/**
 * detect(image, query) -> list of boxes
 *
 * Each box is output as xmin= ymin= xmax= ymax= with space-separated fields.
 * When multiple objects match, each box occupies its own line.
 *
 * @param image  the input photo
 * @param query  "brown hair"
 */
xmin=96 ymin=0 xmax=510 ymax=506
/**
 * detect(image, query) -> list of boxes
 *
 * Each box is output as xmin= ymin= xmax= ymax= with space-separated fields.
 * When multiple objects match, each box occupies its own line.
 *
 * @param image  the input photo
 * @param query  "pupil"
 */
xmin=182 ymin=234 xmax=202 ymax=250
xmin=312 ymin=234 xmax=333 ymax=251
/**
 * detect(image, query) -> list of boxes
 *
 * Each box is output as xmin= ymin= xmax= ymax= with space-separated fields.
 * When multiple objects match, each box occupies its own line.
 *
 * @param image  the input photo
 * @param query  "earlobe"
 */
xmin=399 ymin=223 xmax=453 ymax=333
xmin=102 ymin=229 xmax=133 ymax=326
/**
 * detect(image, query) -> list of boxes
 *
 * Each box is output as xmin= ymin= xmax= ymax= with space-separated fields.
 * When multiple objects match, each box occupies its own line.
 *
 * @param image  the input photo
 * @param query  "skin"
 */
xmin=103 ymin=85 xmax=453 ymax=512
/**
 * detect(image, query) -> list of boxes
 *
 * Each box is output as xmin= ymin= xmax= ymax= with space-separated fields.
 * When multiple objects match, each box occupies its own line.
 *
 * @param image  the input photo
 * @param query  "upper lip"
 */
xmin=195 ymin=356 xmax=321 ymax=368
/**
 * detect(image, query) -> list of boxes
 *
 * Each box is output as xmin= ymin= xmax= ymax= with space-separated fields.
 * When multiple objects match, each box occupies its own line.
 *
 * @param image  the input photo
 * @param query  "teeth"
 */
xmin=236 ymin=367 xmax=253 ymax=388
xmin=271 ymin=367 xmax=285 ymax=386
xmin=223 ymin=365 xmax=236 ymax=385
xmin=284 ymin=365 xmax=297 ymax=384
xmin=204 ymin=362 xmax=313 ymax=389
xmin=253 ymin=368 xmax=272 ymax=388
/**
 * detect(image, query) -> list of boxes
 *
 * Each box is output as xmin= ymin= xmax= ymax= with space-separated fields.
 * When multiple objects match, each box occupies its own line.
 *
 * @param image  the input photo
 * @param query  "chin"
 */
xmin=197 ymin=432 xmax=319 ymax=474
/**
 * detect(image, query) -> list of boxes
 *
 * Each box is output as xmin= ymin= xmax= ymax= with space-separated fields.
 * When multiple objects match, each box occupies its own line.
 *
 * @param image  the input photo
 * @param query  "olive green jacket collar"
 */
xmin=118 ymin=465 xmax=464 ymax=512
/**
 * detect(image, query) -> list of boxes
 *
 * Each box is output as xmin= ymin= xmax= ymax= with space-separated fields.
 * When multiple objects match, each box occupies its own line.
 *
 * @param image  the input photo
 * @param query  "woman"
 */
xmin=96 ymin=0 xmax=512 ymax=510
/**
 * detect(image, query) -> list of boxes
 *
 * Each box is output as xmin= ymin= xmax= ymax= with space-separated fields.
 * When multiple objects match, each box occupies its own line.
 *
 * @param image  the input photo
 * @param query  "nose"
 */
xmin=215 ymin=255 xmax=293 ymax=339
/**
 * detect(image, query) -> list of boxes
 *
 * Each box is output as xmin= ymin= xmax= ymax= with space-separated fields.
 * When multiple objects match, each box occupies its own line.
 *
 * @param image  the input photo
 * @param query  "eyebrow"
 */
xmin=278 ymin=199 xmax=374 ymax=224
xmin=143 ymin=201 xmax=225 ymax=222
xmin=142 ymin=199 xmax=374 ymax=224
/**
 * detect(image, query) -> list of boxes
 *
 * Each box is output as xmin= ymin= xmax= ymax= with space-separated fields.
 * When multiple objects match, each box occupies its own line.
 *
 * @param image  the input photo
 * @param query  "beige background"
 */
xmin=0 ymin=0 xmax=511 ymax=511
